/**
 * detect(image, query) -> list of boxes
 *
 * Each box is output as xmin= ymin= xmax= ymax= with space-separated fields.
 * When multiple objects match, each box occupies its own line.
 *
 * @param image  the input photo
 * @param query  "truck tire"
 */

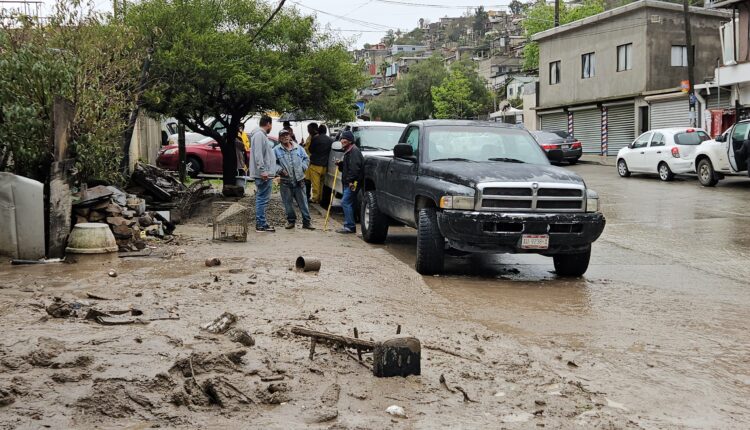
xmin=697 ymin=158 xmax=718 ymax=187
xmin=553 ymin=249 xmax=591 ymax=277
xmin=361 ymin=191 xmax=389 ymax=244
xmin=415 ymin=208 xmax=445 ymax=275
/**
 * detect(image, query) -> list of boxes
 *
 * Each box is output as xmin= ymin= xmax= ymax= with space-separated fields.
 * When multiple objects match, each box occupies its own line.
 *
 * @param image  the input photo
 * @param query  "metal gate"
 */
xmin=573 ymin=109 xmax=601 ymax=154
xmin=606 ymin=104 xmax=635 ymax=154
xmin=539 ymin=112 xmax=568 ymax=132
xmin=650 ymin=98 xmax=690 ymax=129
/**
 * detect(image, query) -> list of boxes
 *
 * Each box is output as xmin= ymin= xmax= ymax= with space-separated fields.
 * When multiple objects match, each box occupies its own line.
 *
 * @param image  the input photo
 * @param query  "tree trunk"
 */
xmin=221 ymin=124 xmax=239 ymax=187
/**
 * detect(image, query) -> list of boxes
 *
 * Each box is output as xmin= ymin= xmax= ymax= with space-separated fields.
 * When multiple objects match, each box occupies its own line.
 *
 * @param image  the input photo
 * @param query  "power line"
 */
xmin=292 ymin=1 xmax=405 ymax=31
xmin=369 ymin=0 xmax=511 ymax=8
xmin=250 ymin=0 xmax=287 ymax=43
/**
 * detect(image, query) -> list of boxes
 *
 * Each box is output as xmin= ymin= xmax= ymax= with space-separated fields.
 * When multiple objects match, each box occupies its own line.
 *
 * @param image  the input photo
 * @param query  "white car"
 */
xmin=692 ymin=119 xmax=750 ymax=187
xmin=616 ymin=128 xmax=710 ymax=181
xmin=321 ymin=121 xmax=406 ymax=206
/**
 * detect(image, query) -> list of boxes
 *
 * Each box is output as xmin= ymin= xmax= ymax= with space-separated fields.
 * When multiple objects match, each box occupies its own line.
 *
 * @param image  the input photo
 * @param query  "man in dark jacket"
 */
xmin=335 ymin=131 xmax=363 ymax=234
xmin=736 ymin=138 xmax=750 ymax=176
xmin=308 ymin=125 xmax=334 ymax=204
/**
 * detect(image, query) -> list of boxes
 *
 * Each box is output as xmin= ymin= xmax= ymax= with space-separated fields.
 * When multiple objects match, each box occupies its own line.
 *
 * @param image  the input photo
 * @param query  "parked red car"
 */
xmin=156 ymin=136 xmax=278 ymax=177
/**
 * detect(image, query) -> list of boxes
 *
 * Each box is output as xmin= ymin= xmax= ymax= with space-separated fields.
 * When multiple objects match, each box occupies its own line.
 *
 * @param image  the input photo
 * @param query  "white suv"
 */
xmin=617 ymin=128 xmax=710 ymax=181
xmin=692 ymin=120 xmax=750 ymax=187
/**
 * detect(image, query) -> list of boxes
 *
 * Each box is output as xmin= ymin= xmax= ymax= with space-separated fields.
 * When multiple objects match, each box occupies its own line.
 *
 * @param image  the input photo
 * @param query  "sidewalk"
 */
xmin=578 ymin=154 xmax=616 ymax=167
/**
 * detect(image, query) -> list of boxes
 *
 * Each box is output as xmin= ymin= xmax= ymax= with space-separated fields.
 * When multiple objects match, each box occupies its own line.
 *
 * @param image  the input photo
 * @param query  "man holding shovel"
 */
xmin=335 ymin=131 xmax=363 ymax=234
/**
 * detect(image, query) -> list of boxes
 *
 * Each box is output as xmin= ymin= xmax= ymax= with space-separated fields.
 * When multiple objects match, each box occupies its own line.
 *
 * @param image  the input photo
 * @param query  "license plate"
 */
xmin=521 ymin=234 xmax=549 ymax=250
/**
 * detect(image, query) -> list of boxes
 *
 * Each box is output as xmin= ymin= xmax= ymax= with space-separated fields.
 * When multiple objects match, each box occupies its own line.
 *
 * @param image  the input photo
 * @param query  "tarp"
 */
xmin=0 ymin=173 xmax=45 ymax=259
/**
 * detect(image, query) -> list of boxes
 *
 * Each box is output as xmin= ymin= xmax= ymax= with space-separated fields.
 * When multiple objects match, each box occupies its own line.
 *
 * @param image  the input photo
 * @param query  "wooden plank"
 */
xmin=291 ymin=326 xmax=376 ymax=351
xmin=53 ymin=97 xmax=75 ymax=161
xmin=47 ymin=159 xmax=74 ymax=258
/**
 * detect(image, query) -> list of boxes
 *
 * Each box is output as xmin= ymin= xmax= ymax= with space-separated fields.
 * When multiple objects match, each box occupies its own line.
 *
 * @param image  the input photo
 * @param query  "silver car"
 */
xmin=321 ymin=121 xmax=406 ymax=206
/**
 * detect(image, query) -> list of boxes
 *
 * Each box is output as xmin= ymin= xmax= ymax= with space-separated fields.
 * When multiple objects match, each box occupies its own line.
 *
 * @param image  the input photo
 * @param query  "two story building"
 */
xmin=711 ymin=0 xmax=750 ymax=122
xmin=533 ymin=0 xmax=731 ymax=155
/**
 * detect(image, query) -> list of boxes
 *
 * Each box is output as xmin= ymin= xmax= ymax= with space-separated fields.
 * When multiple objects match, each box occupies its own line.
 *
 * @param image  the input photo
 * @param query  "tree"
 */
xmin=432 ymin=70 xmax=479 ymax=119
xmin=0 ymin=1 xmax=143 ymax=184
xmin=368 ymin=55 xmax=448 ymax=123
xmin=521 ymin=0 xmax=604 ymax=71
xmin=473 ymin=6 xmax=489 ymax=38
xmin=509 ymin=0 xmax=524 ymax=15
xmin=127 ymin=0 xmax=363 ymax=186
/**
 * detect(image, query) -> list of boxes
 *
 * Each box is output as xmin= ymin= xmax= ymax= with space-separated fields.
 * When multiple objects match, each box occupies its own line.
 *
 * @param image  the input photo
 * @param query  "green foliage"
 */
xmin=0 ymin=1 xmax=142 ymax=184
xmin=431 ymin=60 xmax=492 ymax=119
xmin=394 ymin=28 xmax=424 ymax=45
xmin=521 ymin=0 xmax=604 ymax=71
xmin=509 ymin=0 xmax=524 ymax=15
xmin=473 ymin=6 xmax=489 ymax=38
xmin=368 ymin=56 xmax=448 ymax=123
xmin=127 ymin=0 xmax=363 ymax=183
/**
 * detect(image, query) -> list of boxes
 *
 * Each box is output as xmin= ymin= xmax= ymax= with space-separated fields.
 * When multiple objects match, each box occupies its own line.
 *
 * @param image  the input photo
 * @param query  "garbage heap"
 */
xmin=73 ymin=185 xmax=175 ymax=252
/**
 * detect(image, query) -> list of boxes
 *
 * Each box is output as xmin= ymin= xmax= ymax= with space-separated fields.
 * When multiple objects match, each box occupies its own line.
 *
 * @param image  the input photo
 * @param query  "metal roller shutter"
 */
xmin=606 ymin=105 xmax=635 ymax=154
xmin=703 ymin=92 xmax=732 ymax=110
xmin=539 ymin=112 xmax=568 ymax=132
xmin=573 ymin=109 xmax=601 ymax=154
xmin=650 ymin=98 xmax=689 ymax=129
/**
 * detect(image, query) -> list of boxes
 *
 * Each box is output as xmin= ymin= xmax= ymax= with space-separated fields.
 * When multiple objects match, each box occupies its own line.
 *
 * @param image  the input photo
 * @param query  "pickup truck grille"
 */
xmin=477 ymin=182 xmax=585 ymax=212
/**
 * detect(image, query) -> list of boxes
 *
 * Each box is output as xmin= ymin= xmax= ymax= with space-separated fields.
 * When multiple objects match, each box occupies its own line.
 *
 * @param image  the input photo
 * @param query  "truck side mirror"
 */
xmin=331 ymin=141 xmax=343 ymax=151
xmin=393 ymin=144 xmax=414 ymax=160
xmin=715 ymin=134 xmax=727 ymax=143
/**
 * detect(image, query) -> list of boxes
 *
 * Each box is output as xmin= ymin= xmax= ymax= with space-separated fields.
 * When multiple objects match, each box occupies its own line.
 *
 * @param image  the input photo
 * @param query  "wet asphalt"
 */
xmin=371 ymin=163 xmax=750 ymax=427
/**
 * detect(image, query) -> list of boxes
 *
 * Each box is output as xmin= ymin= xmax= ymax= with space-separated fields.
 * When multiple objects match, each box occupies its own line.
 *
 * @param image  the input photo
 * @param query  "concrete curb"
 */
xmin=577 ymin=155 xmax=616 ymax=167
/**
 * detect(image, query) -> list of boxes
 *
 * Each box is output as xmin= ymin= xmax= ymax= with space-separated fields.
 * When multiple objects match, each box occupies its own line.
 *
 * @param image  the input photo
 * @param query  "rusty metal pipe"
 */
xmin=295 ymin=256 xmax=321 ymax=272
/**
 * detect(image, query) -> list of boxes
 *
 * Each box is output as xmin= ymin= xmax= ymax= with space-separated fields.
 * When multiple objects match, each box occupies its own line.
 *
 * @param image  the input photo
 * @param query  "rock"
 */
xmin=106 ymin=216 xmax=127 ymax=226
xmin=372 ymin=337 xmax=421 ymax=378
xmin=121 ymin=209 xmax=135 ymax=219
xmin=267 ymin=382 xmax=289 ymax=393
xmin=108 ymin=270 xmax=117 ymax=278
xmin=226 ymin=328 xmax=255 ymax=347
xmin=88 ymin=211 xmax=105 ymax=222
xmin=105 ymin=204 xmax=123 ymax=215
xmin=112 ymin=224 xmax=133 ymax=240
xmin=139 ymin=214 xmax=154 ymax=227
xmin=205 ymin=258 xmax=221 ymax=267
xmin=320 ymin=383 xmax=341 ymax=407
xmin=385 ymin=405 xmax=406 ymax=418
xmin=200 ymin=312 xmax=237 ymax=334
xmin=75 ymin=215 xmax=88 ymax=225
xmin=307 ymin=407 xmax=338 ymax=423
xmin=75 ymin=207 xmax=90 ymax=217
xmin=0 ymin=387 xmax=15 ymax=407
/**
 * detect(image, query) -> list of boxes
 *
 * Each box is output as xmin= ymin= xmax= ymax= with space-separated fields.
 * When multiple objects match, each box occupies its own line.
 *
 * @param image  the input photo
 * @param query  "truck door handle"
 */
xmin=656 ymin=151 xmax=662 ymax=154
xmin=640 ymin=151 xmax=645 ymax=154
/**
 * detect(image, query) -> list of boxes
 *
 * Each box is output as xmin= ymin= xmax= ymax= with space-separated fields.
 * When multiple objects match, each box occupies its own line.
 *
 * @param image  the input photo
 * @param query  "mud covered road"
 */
xmin=0 ymin=164 xmax=748 ymax=428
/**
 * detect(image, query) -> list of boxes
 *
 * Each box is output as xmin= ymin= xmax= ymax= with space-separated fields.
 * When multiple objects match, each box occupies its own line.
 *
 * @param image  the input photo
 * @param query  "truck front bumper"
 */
xmin=437 ymin=210 xmax=606 ymax=255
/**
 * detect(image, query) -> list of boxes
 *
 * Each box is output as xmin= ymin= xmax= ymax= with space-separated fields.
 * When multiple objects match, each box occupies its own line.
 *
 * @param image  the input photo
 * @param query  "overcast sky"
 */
xmin=23 ymin=0 xmax=509 ymax=47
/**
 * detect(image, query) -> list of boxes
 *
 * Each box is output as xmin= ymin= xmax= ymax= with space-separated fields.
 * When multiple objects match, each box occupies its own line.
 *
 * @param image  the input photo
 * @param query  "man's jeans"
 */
xmin=341 ymin=186 xmax=357 ymax=232
xmin=255 ymin=178 xmax=272 ymax=228
xmin=280 ymin=181 xmax=311 ymax=224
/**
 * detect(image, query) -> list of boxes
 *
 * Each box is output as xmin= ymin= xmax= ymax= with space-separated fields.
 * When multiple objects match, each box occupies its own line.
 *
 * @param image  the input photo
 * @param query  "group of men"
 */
xmin=247 ymin=115 xmax=363 ymax=234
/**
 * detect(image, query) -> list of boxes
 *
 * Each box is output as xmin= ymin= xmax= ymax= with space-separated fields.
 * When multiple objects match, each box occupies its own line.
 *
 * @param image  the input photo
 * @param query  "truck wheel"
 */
xmin=553 ymin=249 xmax=591 ymax=277
xmin=361 ymin=191 xmax=389 ymax=244
xmin=415 ymin=208 xmax=445 ymax=275
xmin=320 ymin=185 xmax=332 ymax=208
xmin=658 ymin=162 xmax=674 ymax=182
xmin=617 ymin=159 xmax=630 ymax=177
xmin=697 ymin=158 xmax=718 ymax=187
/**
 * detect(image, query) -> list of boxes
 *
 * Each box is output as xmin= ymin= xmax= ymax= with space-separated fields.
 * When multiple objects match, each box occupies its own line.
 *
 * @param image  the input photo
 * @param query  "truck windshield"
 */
xmin=354 ymin=127 xmax=405 ymax=151
xmin=424 ymin=126 xmax=549 ymax=165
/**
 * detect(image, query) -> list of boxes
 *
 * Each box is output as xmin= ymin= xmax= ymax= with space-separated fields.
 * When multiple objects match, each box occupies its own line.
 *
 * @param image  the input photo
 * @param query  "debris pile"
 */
xmin=73 ymin=185 xmax=175 ymax=251
xmin=128 ymin=162 xmax=213 ymax=215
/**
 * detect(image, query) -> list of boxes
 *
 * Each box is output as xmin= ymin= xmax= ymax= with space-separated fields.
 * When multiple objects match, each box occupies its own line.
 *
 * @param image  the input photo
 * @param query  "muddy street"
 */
xmin=0 ymin=165 xmax=749 ymax=429
xmin=371 ymin=163 xmax=750 ymax=428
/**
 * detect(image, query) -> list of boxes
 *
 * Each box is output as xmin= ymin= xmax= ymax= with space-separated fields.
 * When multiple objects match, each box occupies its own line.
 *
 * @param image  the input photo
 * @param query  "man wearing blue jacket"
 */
xmin=274 ymin=129 xmax=315 ymax=230
xmin=249 ymin=115 xmax=276 ymax=232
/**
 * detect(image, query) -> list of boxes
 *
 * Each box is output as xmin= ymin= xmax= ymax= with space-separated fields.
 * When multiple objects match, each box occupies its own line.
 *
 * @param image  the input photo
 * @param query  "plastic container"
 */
xmin=65 ymin=223 xmax=118 ymax=254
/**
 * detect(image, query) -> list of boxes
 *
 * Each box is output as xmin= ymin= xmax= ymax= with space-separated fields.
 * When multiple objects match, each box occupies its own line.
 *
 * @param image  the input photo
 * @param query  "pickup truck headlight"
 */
xmin=439 ymin=195 xmax=474 ymax=210
xmin=585 ymin=189 xmax=600 ymax=213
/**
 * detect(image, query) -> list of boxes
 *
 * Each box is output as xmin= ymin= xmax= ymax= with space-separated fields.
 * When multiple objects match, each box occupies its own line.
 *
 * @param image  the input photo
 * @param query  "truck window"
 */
xmin=404 ymin=127 xmax=419 ymax=154
xmin=424 ymin=126 xmax=548 ymax=165
xmin=732 ymin=123 xmax=750 ymax=142
xmin=353 ymin=126 xmax=405 ymax=150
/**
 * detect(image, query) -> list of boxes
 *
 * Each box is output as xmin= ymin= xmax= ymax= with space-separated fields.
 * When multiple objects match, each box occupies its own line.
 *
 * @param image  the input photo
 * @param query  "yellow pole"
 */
xmin=323 ymin=166 xmax=339 ymax=232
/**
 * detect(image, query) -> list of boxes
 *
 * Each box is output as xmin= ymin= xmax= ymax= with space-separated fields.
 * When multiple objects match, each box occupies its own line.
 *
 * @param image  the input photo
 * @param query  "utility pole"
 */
xmin=683 ymin=0 xmax=697 ymax=126
xmin=554 ymin=0 xmax=560 ymax=27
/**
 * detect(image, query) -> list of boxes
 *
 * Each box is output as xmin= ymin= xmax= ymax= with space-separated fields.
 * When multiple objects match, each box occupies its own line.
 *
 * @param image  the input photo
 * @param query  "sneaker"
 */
xmin=256 ymin=225 xmax=276 ymax=233
xmin=302 ymin=224 xmax=316 ymax=231
xmin=285 ymin=222 xmax=295 ymax=230
xmin=336 ymin=228 xmax=355 ymax=234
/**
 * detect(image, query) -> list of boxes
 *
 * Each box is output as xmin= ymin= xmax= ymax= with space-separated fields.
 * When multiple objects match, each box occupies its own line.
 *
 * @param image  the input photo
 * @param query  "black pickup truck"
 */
xmin=359 ymin=120 xmax=606 ymax=276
